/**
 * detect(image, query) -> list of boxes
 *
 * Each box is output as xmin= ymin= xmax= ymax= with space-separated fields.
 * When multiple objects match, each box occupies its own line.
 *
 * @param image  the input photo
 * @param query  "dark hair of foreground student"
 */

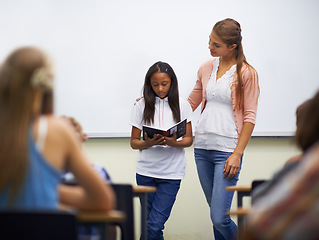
xmin=143 ymin=61 xmax=180 ymax=125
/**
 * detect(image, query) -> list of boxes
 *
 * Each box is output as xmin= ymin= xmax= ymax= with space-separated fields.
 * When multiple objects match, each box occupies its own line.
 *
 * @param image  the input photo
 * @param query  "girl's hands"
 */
xmin=130 ymin=123 xmax=193 ymax=150
xmin=223 ymin=152 xmax=241 ymax=179
xmin=147 ymin=130 xmax=187 ymax=148
xmin=164 ymin=123 xmax=193 ymax=148
xmin=144 ymin=132 xmax=166 ymax=147
xmin=163 ymin=131 xmax=177 ymax=147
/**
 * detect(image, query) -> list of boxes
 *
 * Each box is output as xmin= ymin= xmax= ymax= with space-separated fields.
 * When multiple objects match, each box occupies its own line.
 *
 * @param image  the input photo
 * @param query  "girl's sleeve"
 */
xmin=130 ymin=101 xmax=144 ymax=130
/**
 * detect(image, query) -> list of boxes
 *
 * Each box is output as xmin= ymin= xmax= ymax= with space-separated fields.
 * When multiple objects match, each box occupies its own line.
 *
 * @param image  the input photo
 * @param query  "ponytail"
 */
xmin=235 ymin=41 xmax=245 ymax=110
xmin=213 ymin=18 xmax=254 ymax=110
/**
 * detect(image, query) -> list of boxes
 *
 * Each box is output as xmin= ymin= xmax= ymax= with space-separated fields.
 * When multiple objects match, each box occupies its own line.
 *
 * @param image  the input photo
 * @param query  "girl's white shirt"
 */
xmin=194 ymin=57 xmax=238 ymax=152
xmin=131 ymin=97 xmax=192 ymax=179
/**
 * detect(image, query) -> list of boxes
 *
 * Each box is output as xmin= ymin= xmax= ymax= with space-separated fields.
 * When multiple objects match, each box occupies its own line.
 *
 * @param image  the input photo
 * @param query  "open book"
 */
xmin=142 ymin=119 xmax=187 ymax=140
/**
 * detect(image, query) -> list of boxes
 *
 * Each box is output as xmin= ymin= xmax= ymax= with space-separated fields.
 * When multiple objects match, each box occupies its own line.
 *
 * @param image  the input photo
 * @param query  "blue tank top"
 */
xmin=0 ymin=128 xmax=61 ymax=210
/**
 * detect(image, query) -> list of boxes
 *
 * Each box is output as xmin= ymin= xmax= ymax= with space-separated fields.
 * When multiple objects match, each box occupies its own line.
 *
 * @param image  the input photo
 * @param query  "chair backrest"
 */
xmin=0 ymin=210 xmax=77 ymax=240
xmin=252 ymin=180 xmax=266 ymax=191
xmin=111 ymin=184 xmax=135 ymax=240
xmin=251 ymin=179 xmax=268 ymax=205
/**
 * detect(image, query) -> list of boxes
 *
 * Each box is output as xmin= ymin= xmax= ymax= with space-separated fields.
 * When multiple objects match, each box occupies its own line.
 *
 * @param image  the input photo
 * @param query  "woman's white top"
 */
xmin=194 ymin=57 xmax=238 ymax=152
xmin=131 ymin=97 xmax=192 ymax=179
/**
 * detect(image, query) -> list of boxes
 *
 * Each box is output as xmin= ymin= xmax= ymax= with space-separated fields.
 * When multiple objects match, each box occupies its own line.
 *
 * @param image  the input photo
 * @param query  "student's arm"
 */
xmin=223 ymin=122 xmax=254 ymax=179
xmin=164 ymin=122 xmax=193 ymax=148
xmin=53 ymin=119 xmax=115 ymax=211
xmin=130 ymin=126 xmax=166 ymax=150
xmin=224 ymin=67 xmax=259 ymax=179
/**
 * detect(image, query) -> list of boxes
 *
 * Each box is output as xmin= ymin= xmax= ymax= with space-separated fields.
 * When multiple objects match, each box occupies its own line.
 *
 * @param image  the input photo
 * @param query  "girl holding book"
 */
xmin=187 ymin=18 xmax=259 ymax=239
xmin=130 ymin=61 xmax=193 ymax=240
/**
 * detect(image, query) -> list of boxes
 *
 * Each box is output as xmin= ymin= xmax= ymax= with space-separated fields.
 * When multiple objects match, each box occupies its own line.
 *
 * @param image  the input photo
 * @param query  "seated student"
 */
xmin=244 ymin=89 xmax=319 ymax=240
xmin=0 ymin=46 xmax=115 ymax=212
xmin=250 ymin=94 xmax=317 ymax=203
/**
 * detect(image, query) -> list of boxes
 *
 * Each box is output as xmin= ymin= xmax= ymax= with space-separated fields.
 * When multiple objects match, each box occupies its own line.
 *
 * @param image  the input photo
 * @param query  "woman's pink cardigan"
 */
xmin=187 ymin=58 xmax=259 ymax=137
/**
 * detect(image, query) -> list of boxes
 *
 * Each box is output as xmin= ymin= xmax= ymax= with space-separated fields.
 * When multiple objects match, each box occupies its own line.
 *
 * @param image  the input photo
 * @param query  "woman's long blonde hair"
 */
xmin=0 ymin=47 xmax=53 ymax=203
xmin=213 ymin=18 xmax=256 ymax=109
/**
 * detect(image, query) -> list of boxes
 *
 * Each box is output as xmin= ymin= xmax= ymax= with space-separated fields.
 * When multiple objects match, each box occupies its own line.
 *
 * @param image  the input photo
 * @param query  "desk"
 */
xmin=133 ymin=185 xmax=156 ymax=240
xmin=77 ymin=210 xmax=126 ymax=240
xmin=77 ymin=210 xmax=126 ymax=223
xmin=228 ymin=207 xmax=250 ymax=217
xmin=226 ymin=185 xmax=251 ymax=230
xmin=226 ymin=185 xmax=252 ymax=208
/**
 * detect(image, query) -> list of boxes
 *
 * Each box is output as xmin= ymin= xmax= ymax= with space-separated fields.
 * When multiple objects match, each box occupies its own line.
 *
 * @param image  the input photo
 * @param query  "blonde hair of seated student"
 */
xmin=0 ymin=46 xmax=114 ymax=211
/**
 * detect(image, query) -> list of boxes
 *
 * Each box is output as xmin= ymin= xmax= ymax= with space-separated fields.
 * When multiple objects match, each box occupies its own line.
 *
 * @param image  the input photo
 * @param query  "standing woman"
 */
xmin=188 ymin=18 xmax=259 ymax=239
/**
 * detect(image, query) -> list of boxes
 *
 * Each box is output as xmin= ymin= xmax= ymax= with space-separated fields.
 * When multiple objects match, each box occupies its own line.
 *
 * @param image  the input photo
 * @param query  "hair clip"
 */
xmin=31 ymin=68 xmax=53 ymax=89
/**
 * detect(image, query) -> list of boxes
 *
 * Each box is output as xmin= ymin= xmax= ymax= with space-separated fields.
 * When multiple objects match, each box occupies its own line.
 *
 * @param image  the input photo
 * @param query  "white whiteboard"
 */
xmin=1 ymin=0 xmax=318 ymax=137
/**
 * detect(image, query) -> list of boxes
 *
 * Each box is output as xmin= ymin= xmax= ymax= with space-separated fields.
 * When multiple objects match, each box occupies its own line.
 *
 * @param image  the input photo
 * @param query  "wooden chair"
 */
xmin=0 ymin=210 xmax=77 ymax=240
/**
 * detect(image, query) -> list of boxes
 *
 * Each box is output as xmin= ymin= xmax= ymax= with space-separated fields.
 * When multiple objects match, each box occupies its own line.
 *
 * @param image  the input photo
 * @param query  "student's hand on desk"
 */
xmin=144 ymin=133 xmax=166 ymax=147
xmin=223 ymin=152 xmax=241 ymax=179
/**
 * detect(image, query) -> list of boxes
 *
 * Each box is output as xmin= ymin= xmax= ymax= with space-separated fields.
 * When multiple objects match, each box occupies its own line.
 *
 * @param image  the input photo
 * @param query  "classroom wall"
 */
xmin=83 ymin=137 xmax=301 ymax=240
xmin=2 ymin=1 xmax=318 ymax=137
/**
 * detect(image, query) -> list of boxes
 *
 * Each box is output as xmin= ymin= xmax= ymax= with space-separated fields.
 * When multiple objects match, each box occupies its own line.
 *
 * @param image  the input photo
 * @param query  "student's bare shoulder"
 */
xmin=46 ymin=115 xmax=74 ymax=137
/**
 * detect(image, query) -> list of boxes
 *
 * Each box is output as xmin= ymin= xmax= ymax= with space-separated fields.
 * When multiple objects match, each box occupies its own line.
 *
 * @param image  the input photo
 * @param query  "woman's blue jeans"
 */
xmin=136 ymin=173 xmax=181 ymax=240
xmin=194 ymin=148 xmax=242 ymax=240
